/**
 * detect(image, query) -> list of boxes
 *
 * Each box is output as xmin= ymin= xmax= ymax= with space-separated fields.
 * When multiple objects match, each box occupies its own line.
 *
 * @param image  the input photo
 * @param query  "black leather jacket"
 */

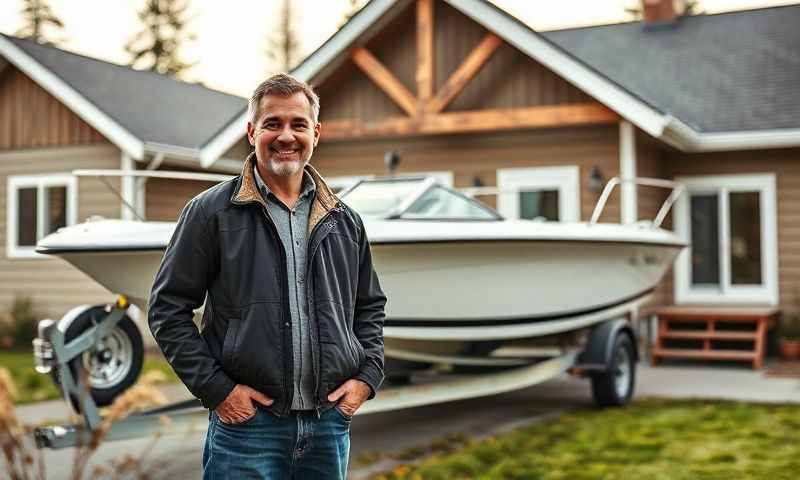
xmin=148 ymin=154 xmax=386 ymax=415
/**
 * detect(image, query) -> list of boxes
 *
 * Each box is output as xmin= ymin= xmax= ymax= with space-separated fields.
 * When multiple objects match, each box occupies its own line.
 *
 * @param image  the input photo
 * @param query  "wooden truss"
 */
xmin=324 ymin=0 xmax=618 ymax=141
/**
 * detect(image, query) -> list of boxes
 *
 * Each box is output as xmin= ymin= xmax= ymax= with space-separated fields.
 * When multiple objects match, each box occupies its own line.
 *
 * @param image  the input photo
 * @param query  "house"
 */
xmin=2 ymin=0 xmax=799 ymax=349
xmin=0 ymin=33 xmax=249 ymax=319
xmin=204 ymin=0 xmax=800 ymax=323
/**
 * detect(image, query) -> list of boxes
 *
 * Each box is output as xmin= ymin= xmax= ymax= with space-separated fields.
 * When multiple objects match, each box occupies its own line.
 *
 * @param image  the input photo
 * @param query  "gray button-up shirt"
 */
xmin=253 ymin=165 xmax=316 ymax=410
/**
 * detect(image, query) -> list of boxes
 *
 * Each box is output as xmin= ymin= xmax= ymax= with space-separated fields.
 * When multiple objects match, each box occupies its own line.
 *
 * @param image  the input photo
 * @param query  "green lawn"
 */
xmin=372 ymin=399 xmax=800 ymax=480
xmin=0 ymin=348 xmax=179 ymax=404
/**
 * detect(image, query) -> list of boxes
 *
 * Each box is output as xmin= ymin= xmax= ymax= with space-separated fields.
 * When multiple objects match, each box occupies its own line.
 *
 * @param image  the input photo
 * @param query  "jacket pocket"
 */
xmin=222 ymin=318 xmax=240 ymax=368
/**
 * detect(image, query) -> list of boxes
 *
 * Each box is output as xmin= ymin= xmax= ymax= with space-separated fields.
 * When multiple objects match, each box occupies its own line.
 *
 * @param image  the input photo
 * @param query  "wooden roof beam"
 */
xmin=416 ymin=0 xmax=434 ymax=104
xmin=322 ymin=103 xmax=620 ymax=141
xmin=351 ymin=46 xmax=417 ymax=116
xmin=427 ymin=33 xmax=502 ymax=114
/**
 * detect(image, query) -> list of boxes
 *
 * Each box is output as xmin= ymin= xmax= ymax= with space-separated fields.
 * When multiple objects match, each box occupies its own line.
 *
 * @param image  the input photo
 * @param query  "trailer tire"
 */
xmin=54 ymin=306 xmax=144 ymax=412
xmin=590 ymin=333 xmax=635 ymax=407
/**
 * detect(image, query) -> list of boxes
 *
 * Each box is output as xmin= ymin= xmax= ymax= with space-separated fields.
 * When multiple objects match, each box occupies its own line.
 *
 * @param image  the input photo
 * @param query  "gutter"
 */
xmin=662 ymin=117 xmax=800 ymax=152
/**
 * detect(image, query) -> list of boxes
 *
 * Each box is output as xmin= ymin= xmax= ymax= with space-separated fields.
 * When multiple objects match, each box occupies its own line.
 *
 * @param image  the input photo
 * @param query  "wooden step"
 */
xmin=660 ymin=331 xmax=757 ymax=341
xmin=652 ymin=348 xmax=755 ymax=361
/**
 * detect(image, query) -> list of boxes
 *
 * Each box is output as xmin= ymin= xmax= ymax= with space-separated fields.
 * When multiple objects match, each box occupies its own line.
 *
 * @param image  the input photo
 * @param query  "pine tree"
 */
xmin=339 ymin=0 xmax=368 ymax=29
xmin=266 ymin=0 xmax=301 ymax=72
xmin=15 ymin=0 xmax=64 ymax=45
xmin=625 ymin=0 xmax=704 ymax=20
xmin=125 ymin=0 xmax=196 ymax=77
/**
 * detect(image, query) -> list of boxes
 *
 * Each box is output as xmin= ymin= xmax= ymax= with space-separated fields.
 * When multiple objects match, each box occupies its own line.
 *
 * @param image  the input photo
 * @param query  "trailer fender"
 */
xmin=575 ymin=318 xmax=638 ymax=372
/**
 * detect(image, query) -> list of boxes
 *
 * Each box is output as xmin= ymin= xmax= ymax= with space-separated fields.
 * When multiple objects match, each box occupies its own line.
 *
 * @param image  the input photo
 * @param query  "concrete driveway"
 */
xmin=15 ymin=363 xmax=800 ymax=479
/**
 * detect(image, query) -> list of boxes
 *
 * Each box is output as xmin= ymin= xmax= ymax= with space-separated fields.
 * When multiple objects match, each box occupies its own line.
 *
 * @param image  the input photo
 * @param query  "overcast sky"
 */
xmin=1 ymin=0 xmax=795 ymax=97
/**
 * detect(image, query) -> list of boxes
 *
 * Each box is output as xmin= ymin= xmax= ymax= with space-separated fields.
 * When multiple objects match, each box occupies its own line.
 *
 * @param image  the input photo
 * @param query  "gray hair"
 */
xmin=248 ymin=73 xmax=320 ymax=124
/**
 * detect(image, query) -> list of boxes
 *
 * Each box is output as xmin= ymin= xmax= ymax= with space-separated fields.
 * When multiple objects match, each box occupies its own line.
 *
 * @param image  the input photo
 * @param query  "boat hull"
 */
xmin=56 ymin=239 xmax=678 ymax=342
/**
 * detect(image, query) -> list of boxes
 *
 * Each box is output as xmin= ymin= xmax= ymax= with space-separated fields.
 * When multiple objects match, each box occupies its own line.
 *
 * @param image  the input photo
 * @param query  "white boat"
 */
xmin=37 ymin=174 xmax=685 ymax=369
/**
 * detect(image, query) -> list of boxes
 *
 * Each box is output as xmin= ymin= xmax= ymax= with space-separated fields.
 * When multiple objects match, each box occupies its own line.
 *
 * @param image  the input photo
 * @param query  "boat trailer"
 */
xmin=31 ymin=297 xmax=640 ymax=450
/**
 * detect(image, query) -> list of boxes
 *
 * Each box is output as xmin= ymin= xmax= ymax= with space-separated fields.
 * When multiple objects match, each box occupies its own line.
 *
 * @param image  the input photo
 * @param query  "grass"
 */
xmin=371 ymin=399 xmax=800 ymax=480
xmin=0 ymin=348 xmax=179 ymax=404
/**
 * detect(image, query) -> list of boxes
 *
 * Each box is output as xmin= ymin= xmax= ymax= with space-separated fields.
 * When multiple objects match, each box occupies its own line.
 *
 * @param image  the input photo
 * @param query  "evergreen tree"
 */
xmin=266 ymin=0 xmax=301 ymax=72
xmin=125 ymin=0 xmax=196 ymax=77
xmin=16 ymin=0 xmax=64 ymax=45
xmin=339 ymin=0 xmax=368 ymax=29
xmin=625 ymin=0 xmax=704 ymax=20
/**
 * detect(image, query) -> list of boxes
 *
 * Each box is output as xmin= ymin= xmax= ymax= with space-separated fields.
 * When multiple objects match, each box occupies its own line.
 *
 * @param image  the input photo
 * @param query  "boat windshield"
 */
xmin=340 ymin=178 xmax=501 ymax=221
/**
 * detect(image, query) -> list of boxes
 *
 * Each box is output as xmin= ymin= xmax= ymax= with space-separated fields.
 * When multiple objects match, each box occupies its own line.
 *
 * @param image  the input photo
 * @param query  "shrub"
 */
xmin=0 ymin=296 xmax=43 ymax=349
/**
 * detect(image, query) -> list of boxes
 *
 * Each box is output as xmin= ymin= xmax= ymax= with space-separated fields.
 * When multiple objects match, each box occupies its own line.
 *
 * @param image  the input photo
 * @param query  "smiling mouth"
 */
xmin=271 ymin=147 xmax=300 ymax=159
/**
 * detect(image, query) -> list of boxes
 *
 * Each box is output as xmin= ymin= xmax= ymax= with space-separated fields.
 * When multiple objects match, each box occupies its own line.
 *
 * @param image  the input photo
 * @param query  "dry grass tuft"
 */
xmin=1 ymin=365 xmax=174 ymax=480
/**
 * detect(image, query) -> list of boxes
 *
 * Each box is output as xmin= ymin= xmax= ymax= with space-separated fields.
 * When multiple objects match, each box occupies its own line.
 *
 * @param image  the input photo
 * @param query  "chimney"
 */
xmin=642 ymin=0 xmax=685 ymax=24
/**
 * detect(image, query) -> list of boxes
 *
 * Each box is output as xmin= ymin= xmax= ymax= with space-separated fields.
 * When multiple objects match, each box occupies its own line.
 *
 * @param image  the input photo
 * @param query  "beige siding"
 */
xmin=0 ymin=145 xmax=123 ymax=318
xmin=665 ymin=147 xmax=800 ymax=316
xmin=0 ymin=66 xmax=108 ymax=150
xmin=313 ymin=124 xmax=621 ymax=223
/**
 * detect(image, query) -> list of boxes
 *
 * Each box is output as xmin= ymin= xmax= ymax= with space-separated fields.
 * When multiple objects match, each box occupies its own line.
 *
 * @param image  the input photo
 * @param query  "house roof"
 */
xmin=543 ymin=5 xmax=800 ymax=134
xmin=0 ymin=34 xmax=246 ymax=159
xmin=206 ymin=0 xmax=800 ymax=160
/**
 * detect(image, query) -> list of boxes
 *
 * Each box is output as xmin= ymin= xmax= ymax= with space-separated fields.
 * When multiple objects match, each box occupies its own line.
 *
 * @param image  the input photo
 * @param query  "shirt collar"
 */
xmin=253 ymin=163 xmax=316 ymax=202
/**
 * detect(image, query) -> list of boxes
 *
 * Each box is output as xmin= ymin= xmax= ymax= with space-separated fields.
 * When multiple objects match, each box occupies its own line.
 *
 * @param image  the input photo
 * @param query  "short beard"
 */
xmin=267 ymin=157 xmax=308 ymax=177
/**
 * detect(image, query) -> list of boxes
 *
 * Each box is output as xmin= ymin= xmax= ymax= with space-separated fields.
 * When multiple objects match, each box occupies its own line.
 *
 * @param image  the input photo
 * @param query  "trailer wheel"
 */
xmin=54 ymin=306 xmax=144 ymax=412
xmin=590 ymin=333 xmax=635 ymax=407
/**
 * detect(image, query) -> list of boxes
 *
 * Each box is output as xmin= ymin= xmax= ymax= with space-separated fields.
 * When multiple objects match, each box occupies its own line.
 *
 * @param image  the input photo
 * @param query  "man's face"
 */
xmin=246 ymin=92 xmax=320 ymax=179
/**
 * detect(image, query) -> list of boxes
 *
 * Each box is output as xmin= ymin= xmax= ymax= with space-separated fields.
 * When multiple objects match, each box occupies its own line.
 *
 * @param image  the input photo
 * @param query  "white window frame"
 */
xmin=327 ymin=170 xmax=454 ymax=192
xmin=496 ymin=166 xmax=580 ymax=222
xmin=6 ymin=173 xmax=78 ymax=259
xmin=673 ymin=173 xmax=778 ymax=305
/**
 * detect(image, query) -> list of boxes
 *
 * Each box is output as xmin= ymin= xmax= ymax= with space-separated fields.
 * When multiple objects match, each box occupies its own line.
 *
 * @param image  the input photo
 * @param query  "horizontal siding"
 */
xmin=146 ymin=175 xmax=216 ymax=221
xmin=665 ymin=147 xmax=800 ymax=317
xmin=313 ymin=124 xmax=621 ymax=223
xmin=0 ymin=145 xmax=122 ymax=318
xmin=0 ymin=66 xmax=108 ymax=150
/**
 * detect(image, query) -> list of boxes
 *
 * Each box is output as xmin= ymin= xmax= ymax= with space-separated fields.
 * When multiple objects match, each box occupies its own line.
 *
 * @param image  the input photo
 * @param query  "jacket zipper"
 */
xmin=305 ymin=207 xmax=336 ymax=419
xmin=258 ymin=205 xmax=294 ymax=417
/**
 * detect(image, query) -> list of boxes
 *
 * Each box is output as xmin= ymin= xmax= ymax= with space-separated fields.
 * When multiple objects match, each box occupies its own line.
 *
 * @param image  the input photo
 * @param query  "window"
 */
xmin=496 ymin=166 xmax=580 ymax=222
xmin=402 ymin=186 xmax=498 ymax=220
xmin=6 ymin=174 xmax=77 ymax=258
xmin=674 ymin=173 xmax=778 ymax=305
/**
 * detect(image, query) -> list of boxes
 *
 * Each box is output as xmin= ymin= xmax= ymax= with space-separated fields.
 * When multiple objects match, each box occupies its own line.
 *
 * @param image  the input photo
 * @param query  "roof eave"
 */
xmin=0 ymin=35 xmax=145 ymax=160
xmin=662 ymin=117 xmax=800 ymax=152
xmin=199 ymin=0 xmax=407 ymax=168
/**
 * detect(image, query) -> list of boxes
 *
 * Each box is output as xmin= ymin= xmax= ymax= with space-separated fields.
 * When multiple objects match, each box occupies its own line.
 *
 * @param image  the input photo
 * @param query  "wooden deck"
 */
xmin=650 ymin=306 xmax=779 ymax=369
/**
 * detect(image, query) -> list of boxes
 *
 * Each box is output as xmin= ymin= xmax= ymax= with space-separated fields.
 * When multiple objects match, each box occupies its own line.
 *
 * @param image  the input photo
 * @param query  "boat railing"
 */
xmin=72 ymin=169 xmax=235 ymax=221
xmin=589 ymin=177 xmax=684 ymax=228
xmin=72 ymin=169 xmax=683 ymax=229
xmin=461 ymin=177 xmax=684 ymax=229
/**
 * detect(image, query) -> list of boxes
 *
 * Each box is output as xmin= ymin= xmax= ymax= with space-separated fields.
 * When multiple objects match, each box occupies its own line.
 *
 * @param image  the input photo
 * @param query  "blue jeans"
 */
xmin=202 ymin=405 xmax=351 ymax=479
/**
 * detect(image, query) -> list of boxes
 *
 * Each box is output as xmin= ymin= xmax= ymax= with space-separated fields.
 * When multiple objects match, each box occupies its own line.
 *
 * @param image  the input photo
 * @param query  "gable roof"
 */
xmin=205 ymin=0 xmax=800 ymax=163
xmin=543 ymin=5 xmax=800 ymax=134
xmin=0 ymin=34 xmax=246 ymax=160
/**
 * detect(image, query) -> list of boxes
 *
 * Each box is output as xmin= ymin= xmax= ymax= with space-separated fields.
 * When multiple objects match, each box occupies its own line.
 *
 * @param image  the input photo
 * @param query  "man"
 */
xmin=148 ymin=73 xmax=386 ymax=479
